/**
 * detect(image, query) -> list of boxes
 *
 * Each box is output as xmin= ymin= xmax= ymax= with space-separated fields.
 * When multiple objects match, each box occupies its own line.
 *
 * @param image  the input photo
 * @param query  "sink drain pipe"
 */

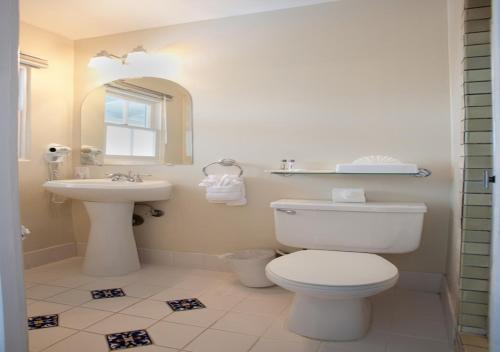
xmin=132 ymin=203 xmax=165 ymax=226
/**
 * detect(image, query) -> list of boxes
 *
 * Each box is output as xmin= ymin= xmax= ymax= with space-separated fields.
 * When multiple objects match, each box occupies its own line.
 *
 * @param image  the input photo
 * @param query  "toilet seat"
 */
xmin=266 ymin=250 xmax=398 ymax=299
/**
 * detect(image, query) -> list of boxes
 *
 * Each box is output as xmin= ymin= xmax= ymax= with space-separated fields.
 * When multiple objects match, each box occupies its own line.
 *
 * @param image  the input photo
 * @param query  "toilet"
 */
xmin=265 ymin=199 xmax=427 ymax=341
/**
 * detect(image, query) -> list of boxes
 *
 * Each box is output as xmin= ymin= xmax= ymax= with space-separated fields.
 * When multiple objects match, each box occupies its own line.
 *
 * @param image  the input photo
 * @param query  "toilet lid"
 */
xmin=267 ymin=250 xmax=398 ymax=287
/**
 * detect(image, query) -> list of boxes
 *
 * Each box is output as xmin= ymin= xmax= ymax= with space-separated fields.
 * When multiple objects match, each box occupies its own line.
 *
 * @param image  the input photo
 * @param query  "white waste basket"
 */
xmin=221 ymin=249 xmax=276 ymax=288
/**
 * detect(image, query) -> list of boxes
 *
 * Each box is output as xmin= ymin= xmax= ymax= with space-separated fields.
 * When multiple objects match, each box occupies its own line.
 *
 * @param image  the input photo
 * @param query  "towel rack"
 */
xmin=202 ymin=158 xmax=243 ymax=176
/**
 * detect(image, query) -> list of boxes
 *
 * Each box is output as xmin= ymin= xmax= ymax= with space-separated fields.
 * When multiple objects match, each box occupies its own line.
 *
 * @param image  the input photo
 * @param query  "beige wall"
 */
xmin=72 ymin=0 xmax=453 ymax=273
xmin=19 ymin=23 xmax=75 ymax=252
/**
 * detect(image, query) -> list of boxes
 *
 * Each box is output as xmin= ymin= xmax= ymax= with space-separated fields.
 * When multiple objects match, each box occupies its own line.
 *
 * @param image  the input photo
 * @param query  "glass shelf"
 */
xmin=267 ymin=168 xmax=431 ymax=177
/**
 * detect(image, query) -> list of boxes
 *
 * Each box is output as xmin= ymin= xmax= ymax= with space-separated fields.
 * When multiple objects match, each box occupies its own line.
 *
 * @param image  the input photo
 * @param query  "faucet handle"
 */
xmin=105 ymin=172 xmax=128 ymax=181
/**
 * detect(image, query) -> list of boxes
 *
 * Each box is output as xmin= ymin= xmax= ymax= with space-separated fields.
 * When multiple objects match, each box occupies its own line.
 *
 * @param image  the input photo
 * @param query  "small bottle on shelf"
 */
xmin=280 ymin=159 xmax=288 ymax=170
xmin=287 ymin=159 xmax=296 ymax=170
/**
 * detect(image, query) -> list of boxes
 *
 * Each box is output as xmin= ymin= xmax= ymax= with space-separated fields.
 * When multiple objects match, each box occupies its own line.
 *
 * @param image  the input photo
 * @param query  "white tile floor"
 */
xmin=24 ymin=257 xmax=453 ymax=352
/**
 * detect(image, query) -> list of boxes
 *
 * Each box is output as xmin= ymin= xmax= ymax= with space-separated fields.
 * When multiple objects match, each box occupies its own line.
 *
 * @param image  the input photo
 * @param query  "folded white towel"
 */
xmin=206 ymin=184 xmax=243 ymax=201
xmin=199 ymin=174 xmax=242 ymax=187
xmin=226 ymin=182 xmax=247 ymax=206
xmin=336 ymin=155 xmax=418 ymax=174
xmin=199 ymin=174 xmax=247 ymax=206
xmin=206 ymin=183 xmax=241 ymax=194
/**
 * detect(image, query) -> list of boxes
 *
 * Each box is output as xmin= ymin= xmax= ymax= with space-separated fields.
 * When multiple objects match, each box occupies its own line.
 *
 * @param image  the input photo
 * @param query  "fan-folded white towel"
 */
xmin=199 ymin=174 xmax=247 ymax=206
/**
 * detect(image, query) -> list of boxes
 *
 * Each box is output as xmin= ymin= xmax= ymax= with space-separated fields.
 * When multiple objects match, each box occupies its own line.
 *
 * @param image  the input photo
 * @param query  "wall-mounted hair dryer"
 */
xmin=44 ymin=143 xmax=72 ymax=163
xmin=44 ymin=144 xmax=73 ymax=204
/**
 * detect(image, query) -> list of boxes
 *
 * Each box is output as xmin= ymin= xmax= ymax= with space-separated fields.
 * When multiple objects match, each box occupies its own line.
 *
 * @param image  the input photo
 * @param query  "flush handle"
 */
xmin=21 ymin=225 xmax=31 ymax=240
xmin=483 ymin=169 xmax=495 ymax=190
xmin=276 ymin=209 xmax=296 ymax=215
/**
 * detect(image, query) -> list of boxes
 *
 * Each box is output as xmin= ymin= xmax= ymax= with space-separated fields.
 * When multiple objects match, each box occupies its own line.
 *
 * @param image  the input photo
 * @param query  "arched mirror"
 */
xmin=81 ymin=77 xmax=193 ymax=165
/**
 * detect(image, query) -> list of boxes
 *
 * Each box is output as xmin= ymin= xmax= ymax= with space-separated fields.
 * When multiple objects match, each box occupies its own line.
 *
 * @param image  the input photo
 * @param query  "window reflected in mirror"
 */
xmin=81 ymin=77 xmax=193 ymax=165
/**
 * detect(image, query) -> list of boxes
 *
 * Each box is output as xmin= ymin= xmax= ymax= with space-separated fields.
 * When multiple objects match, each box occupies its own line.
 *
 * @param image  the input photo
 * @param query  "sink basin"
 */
xmin=43 ymin=179 xmax=172 ymax=202
xmin=43 ymin=178 xmax=173 ymax=277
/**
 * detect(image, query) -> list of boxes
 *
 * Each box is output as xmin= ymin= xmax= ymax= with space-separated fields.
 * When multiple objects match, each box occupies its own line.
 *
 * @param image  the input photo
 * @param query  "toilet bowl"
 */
xmin=269 ymin=199 xmax=427 ymax=341
xmin=266 ymin=250 xmax=398 ymax=340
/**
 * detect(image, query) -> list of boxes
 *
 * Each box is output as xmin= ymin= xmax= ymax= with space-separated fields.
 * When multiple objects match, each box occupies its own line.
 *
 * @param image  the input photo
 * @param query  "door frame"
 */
xmin=0 ymin=0 xmax=28 ymax=350
xmin=491 ymin=0 xmax=500 ymax=350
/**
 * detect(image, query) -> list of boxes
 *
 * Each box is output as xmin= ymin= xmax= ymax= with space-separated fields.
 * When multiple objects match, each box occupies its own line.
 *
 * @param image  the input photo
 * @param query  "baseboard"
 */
xmin=441 ymin=277 xmax=459 ymax=349
xmin=76 ymin=244 xmax=231 ymax=272
xmin=23 ymin=242 xmax=77 ymax=269
xmin=76 ymin=242 xmax=86 ymax=257
xmin=141 ymin=251 xmax=444 ymax=292
xmin=138 ymin=248 xmax=231 ymax=272
xmin=68 ymin=244 xmax=444 ymax=293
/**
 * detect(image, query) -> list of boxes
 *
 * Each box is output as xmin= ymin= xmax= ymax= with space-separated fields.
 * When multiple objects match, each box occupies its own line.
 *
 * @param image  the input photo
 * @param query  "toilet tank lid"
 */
xmin=270 ymin=199 xmax=427 ymax=213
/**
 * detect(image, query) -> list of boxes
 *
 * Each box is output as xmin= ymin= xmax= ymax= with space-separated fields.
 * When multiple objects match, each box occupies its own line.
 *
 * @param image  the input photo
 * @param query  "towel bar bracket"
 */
xmin=202 ymin=158 xmax=243 ymax=177
xmin=415 ymin=168 xmax=432 ymax=177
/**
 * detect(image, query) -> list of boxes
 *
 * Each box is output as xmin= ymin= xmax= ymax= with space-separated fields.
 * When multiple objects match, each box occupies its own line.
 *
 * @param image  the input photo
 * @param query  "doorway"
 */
xmin=0 ymin=0 xmax=29 ymax=351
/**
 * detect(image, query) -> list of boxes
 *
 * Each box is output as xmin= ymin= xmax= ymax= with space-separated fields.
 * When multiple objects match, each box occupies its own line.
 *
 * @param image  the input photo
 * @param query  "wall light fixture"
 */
xmin=88 ymin=46 xmax=147 ymax=68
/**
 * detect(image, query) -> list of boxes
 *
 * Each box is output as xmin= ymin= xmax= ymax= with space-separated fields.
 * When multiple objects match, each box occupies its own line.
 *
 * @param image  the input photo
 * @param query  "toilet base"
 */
xmin=287 ymin=293 xmax=371 ymax=341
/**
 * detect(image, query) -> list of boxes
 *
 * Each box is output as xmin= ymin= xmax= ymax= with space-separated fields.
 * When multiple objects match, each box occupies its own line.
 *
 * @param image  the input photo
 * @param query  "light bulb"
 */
xmin=88 ymin=50 xmax=116 ymax=68
xmin=125 ymin=46 xmax=148 ymax=65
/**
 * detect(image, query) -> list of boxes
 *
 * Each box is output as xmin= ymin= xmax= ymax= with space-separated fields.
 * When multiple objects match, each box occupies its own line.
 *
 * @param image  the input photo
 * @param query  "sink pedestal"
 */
xmin=42 ymin=178 xmax=172 ymax=276
xmin=83 ymin=201 xmax=140 ymax=276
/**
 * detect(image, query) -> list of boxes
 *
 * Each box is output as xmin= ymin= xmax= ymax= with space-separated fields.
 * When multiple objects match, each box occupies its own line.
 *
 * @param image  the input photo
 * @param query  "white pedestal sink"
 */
xmin=43 ymin=179 xmax=172 ymax=276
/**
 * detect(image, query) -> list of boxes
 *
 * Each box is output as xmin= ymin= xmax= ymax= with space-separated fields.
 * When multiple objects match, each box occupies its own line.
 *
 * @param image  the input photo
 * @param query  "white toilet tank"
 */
xmin=271 ymin=199 xmax=427 ymax=253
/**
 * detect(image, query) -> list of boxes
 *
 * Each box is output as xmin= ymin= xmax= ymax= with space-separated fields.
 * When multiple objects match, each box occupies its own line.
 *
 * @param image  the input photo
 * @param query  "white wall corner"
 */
xmin=23 ymin=242 xmax=77 ymax=269
xmin=396 ymin=271 xmax=444 ymax=293
xmin=76 ymin=242 xmax=86 ymax=257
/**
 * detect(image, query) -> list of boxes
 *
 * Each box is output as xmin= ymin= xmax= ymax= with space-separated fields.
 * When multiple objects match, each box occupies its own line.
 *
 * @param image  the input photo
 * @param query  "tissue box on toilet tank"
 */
xmin=332 ymin=188 xmax=366 ymax=203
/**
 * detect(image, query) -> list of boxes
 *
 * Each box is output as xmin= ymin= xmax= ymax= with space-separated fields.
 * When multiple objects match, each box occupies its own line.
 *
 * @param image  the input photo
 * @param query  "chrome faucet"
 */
xmin=105 ymin=172 xmax=134 ymax=182
xmin=105 ymin=171 xmax=151 ymax=182
xmin=131 ymin=173 xmax=152 ymax=183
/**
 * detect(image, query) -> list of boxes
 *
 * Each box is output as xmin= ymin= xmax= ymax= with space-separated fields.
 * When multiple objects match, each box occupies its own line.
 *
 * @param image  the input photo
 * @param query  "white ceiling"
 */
xmin=20 ymin=0 xmax=338 ymax=40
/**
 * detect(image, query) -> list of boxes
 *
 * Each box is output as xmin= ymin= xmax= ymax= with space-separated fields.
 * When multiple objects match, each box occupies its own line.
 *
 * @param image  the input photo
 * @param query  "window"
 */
xmin=18 ymin=65 xmax=30 ymax=160
xmin=104 ymin=92 xmax=158 ymax=159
